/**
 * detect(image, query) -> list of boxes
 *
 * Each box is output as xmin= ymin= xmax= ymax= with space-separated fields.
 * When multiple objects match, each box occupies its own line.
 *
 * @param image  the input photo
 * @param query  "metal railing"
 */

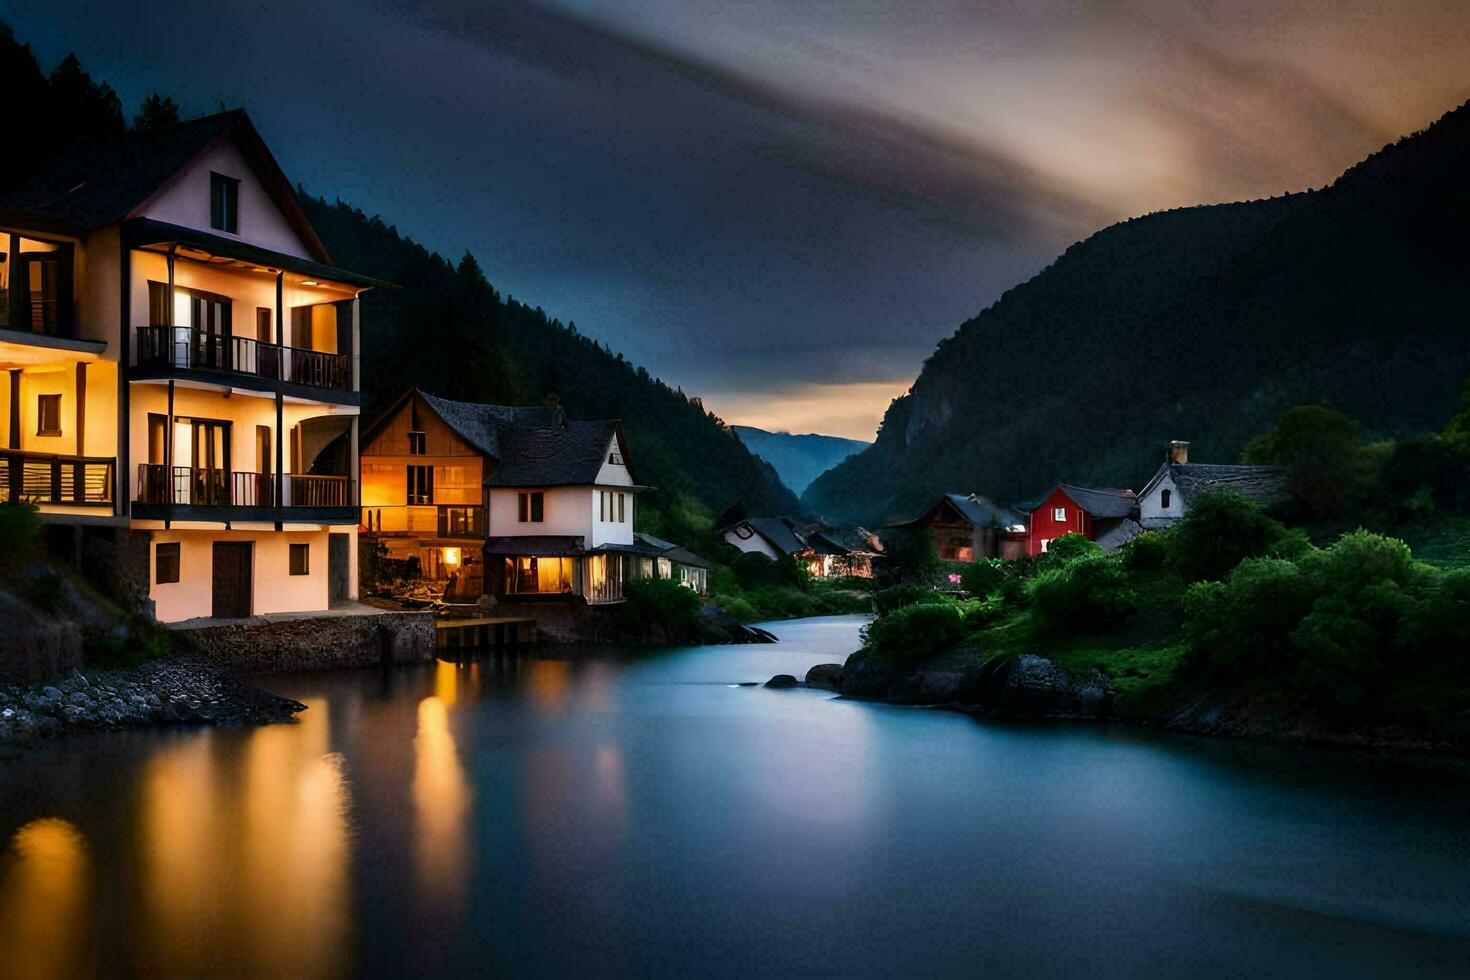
xmin=0 ymin=449 xmax=114 ymax=505
xmin=135 ymin=464 xmax=353 ymax=508
xmin=134 ymin=325 xmax=351 ymax=391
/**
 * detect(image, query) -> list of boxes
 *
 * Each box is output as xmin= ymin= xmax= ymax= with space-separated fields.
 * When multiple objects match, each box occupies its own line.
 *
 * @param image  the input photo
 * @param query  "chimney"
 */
xmin=1168 ymin=440 xmax=1189 ymax=465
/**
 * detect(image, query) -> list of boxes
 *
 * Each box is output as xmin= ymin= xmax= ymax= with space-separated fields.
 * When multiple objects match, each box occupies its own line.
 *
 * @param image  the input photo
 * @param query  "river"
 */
xmin=1 ymin=614 xmax=1467 ymax=978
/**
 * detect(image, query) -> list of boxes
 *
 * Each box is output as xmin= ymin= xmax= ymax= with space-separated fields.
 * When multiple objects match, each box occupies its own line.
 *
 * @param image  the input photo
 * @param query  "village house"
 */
xmin=360 ymin=388 xmax=709 ymax=603
xmin=1137 ymin=440 xmax=1290 ymax=528
xmin=1026 ymin=484 xmax=1140 ymax=556
xmin=885 ymin=492 xmax=1028 ymax=561
xmin=0 ymin=110 xmax=378 ymax=622
xmin=718 ymin=515 xmax=878 ymax=578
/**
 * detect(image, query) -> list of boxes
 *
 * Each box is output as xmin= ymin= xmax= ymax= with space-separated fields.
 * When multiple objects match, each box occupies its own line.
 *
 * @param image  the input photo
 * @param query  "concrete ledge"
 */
xmin=171 ymin=607 xmax=434 ymax=672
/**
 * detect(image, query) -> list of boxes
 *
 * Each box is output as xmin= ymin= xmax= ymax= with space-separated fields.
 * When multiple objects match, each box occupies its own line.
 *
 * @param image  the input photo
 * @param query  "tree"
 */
xmin=1241 ymin=405 xmax=1381 ymax=519
xmin=48 ymin=53 xmax=124 ymax=141
xmin=132 ymin=92 xmax=180 ymax=131
xmin=1166 ymin=490 xmax=1286 ymax=582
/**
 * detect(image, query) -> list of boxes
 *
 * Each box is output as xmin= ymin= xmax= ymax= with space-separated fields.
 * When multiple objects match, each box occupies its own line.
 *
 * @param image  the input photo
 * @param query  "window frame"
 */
xmin=407 ymin=465 xmax=434 ymax=505
xmin=1160 ymin=488 xmax=1172 ymax=509
xmin=1052 ymin=506 xmax=1067 ymax=522
xmin=210 ymin=172 xmax=240 ymax=233
xmin=36 ymin=393 xmax=62 ymax=436
xmin=289 ymin=542 xmax=310 ymax=576
xmin=518 ymin=491 xmax=545 ymax=523
xmin=155 ymin=542 xmax=181 ymax=584
xmin=407 ymin=431 xmax=427 ymax=455
xmin=617 ymin=492 xmax=626 ymax=523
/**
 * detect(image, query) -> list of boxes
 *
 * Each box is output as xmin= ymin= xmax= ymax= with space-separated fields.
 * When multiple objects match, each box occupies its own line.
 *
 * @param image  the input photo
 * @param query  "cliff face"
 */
xmin=805 ymin=101 xmax=1470 ymax=525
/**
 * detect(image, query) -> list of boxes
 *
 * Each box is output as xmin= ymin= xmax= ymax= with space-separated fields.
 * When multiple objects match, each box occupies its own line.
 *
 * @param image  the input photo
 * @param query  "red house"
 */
xmin=1027 ymin=484 xmax=1140 ymax=557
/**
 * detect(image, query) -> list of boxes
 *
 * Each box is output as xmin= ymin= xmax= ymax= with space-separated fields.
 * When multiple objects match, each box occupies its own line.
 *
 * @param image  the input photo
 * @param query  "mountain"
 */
xmin=804 ymin=100 xmax=1470 ymax=525
xmin=731 ymin=426 xmax=870 ymax=497
xmin=301 ymin=197 xmax=800 ymax=533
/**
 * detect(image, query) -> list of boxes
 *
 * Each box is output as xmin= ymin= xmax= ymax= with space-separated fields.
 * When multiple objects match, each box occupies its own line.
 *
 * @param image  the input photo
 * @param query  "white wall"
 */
xmin=487 ymin=486 xmax=593 ymax=542
xmin=723 ymin=525 xmax=782 ymax=560
xmin=137 ymin=140 xmax=314 ymax=259
xmin=1138 ymin=470 xmax=1183 ymax=529
xmin=148 ymin=527 xmax=334 ymax=622
xmin=590 ymin=487 xmax=635 ymax=548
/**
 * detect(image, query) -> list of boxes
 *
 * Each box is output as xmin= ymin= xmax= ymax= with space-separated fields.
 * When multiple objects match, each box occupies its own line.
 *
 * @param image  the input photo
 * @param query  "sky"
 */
xmin=4 ymin=0 xmax=1469 ymax=438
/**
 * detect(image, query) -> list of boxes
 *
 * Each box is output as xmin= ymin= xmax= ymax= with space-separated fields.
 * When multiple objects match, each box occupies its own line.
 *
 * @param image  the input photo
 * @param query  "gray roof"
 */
xmin=418 ymin=391 xmax=561 ymax=459
xmin=1150 ymin=463 xmax=1290 ymax=507
xmin=484 ymin=535 xmax=584 ymax=556
xmin=633 ymin=532 xmax=715 ymax=569
xmin=1054 ymin=484 xmax=1139 ymax=519
xmin=888 ymin=492 xmax=1025 ymax=530
xmin=740 ymin=517 xmax=809 ymax=555
xmin=723 ymin=516 xmax=873 ymax=557
xmin=1093 ymin=518 xmax=1143 ymax=552
xmin=488 ymin=419 xmax=623 ymax=487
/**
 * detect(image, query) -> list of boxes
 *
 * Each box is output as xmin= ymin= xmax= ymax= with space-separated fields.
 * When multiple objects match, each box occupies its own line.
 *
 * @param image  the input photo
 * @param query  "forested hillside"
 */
xmin=805 ymin=100 xmax=1470 ymax=525
xmin=731 ymin=427 xmax=869 ymax=497
xmin=301 ymin=197 xmax=799 ymax=529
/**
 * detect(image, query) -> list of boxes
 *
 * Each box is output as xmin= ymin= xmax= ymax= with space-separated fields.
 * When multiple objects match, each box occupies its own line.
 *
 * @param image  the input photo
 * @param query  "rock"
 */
xmin=41 ymin=686 xmax=64 ymax=702
xmin=765 ymin=674 xmax=799 ymax=689
xmin=805 ymin=664 xmax=845 ymax=692
xmin=838 ymin=650 xmax=904 ymax=699
xmin=888 ymin=670 xmax=975 ymax=705
xmin=973 ymin=654 xmax=1115 ymax=719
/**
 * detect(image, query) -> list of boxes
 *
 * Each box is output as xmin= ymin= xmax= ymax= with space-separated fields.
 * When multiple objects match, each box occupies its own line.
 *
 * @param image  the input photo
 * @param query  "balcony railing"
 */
xmin=134 ymin=326 xmax=351 ymax=392
xmin=0 ymin=449 xmax=115 ymax=506
xmin=135 ymin=465 xmax=354 ymax=509
xmin=361 ymin=504 xmax=485 ymax=536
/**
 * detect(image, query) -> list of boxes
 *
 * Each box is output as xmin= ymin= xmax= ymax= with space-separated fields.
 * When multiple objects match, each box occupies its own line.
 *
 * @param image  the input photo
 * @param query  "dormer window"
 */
xmin=210 ymin=173 xmax=239 ymax=233
xmin=1161 ymin=488 xmax=1172 ymax=509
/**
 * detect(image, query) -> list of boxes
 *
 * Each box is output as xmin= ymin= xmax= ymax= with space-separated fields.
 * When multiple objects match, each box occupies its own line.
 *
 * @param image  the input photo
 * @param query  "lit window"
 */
xmin=407 ymin=465 xmax=433 ymax=505
xmin=519 ymin=491 xmax=544 ymax=522
xmin=155 ymin=543 xmax=180 ymax=584
xmin=210 ymin=173 xmax=239 ymax=233
xmin=36 ymin=393 xmax=62 ymax=436
xmin=1052 ymin=507 xmax=1066 ymax=521
xmin=289 ymin=543 xmax=309 ymax=576
xmin=1161 ymin=488 xmax=1172 ymax=509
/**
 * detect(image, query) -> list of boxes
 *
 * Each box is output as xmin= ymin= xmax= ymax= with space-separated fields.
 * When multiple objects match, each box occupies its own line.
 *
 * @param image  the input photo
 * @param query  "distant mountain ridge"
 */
xmin=732 ymin=426 xmax=870 ymax=497
xmin=804 ymin=99 xmax=1470 ymax=525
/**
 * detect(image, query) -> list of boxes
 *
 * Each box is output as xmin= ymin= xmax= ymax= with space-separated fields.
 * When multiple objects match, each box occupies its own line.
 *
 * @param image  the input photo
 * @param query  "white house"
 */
xmin=1137 ymin=440 xmax=1290 ymax=529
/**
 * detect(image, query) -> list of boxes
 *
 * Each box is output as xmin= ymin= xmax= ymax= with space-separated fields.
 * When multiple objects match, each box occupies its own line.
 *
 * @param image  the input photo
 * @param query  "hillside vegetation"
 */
xmin=806 ymin=100 xmax=1470 ymax=525
xmin=731 ymin=426 xmax=869 ymax=496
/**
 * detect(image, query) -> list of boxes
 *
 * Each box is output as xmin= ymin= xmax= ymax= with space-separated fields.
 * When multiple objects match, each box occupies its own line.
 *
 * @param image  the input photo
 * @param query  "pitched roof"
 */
xmin=1051 ymin=484 xmax=1139 ymax=519
xmin=1093 ymin=518 xmax=1143 ymax=552
xmin=0 ymin=110 xmax=331 ymax=262
xmin=417 ymin=391 xmax=561 ymax=459
xmin=739 ymin=517 xmax=809 ymax=555
xmin=488 ymin=418 xmax=625 ymax=487
xmin=1144 ymin=462 xmax=1290 ymax=507
xmin=887 ymin=492 xmax=1026 ymax=530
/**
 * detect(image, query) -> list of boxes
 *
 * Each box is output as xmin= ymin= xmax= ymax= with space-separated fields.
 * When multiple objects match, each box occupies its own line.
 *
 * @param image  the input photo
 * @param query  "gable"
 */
xmin=361 ymin=392 xmax=481 ymax=458
xmin=135 ymin=137 xmax=315 ymax=259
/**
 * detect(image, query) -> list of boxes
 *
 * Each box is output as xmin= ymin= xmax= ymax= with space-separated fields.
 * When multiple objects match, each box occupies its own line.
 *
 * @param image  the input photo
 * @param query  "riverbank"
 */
xmin=0 ymin=659 xmax=305 ymax=745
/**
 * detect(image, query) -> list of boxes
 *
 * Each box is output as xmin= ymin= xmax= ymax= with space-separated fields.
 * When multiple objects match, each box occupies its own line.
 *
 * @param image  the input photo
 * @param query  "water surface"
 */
xmin=2 ymin=615 xmax=1468 ymax=977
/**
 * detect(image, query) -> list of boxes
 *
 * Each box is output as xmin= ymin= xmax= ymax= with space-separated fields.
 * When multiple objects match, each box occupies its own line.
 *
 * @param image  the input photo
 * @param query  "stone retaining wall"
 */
xmin=175 ymin=611 xmax=435 ymax=672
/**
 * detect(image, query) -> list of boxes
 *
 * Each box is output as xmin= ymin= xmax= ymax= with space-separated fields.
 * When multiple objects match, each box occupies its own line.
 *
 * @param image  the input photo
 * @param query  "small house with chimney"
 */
xmin=1137 ymin=440 xmax=1289 ymax=529
xmin=1027 ymin=484 xmax=1140 ymax=556
xmin=885 ymin=493 xmax=1028 ymax=561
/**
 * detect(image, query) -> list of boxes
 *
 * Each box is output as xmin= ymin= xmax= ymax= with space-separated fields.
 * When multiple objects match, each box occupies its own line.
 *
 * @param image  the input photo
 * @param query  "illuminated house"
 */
xmin=884 ymin=493 xmax=1028 ymax=561
xmin=0 ymin=110 xmax=378 ymax=621
xmin=718 ymin=515 xmax=877 ymax=578
xmin=361 ymin=389 xmax=697 ymax=603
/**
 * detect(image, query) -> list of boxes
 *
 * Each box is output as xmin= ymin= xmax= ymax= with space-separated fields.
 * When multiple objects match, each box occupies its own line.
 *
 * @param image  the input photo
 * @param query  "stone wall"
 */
xmin=175 ymin=611 xmax=435 ymax=672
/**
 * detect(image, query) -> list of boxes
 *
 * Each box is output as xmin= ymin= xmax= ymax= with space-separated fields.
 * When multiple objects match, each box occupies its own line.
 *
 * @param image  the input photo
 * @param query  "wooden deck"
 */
xmin=433 ymin=615 xmax=537 ymax=651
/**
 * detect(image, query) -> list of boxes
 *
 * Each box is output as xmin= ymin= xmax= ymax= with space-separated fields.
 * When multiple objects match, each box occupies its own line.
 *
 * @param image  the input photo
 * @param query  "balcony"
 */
xmin=362 ymin=504 xmax=486 ymax=538
xmin=0 ymin=449 xmax=115 ymax=507
xmin=134 ymin=326 xmax=351 ymax=397
xmin=133 ymin=464 xmax=355 ymax=522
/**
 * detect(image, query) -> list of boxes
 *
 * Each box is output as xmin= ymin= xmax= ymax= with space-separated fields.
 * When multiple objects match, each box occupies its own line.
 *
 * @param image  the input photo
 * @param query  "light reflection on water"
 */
xmin=0 ymin=615 xmax=1468 ymax=978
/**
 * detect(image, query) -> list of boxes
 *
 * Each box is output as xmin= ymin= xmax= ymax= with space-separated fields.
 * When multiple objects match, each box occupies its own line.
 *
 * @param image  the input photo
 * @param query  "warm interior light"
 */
xmin=442 ymin=547 xmax=461 ymax=567
xmin=301 ymin=280 xmax=319 ymax=286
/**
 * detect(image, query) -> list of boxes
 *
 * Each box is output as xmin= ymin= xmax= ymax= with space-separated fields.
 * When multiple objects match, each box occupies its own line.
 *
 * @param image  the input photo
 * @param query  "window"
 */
xmin=289 ymin=543 xmax=310 ymax=576
xmin=155 ymin=543 xmax=180 ymax=584
xmin=36 ymin=394 xmax=62 ymax=436
xmin=1160 ymin=488 xmax=1172 ymax=509
xmin=519 ymin=491 xmax=544 ymax=523
xmin=1039 ymin=538 xmax=1051 ymax=553
xmin=506 ymin=555 xmax=575 ymax=594
xmin=617 ymin=493 xmax=626 ymax=523
xmin=407 ymin=431 xmax=426 ymax=455
xmin=407 ymin=465 xmax=433 ymax=505
xmin=733 ymin=524 xmax=754 ymax=540
xmin=599 ymin=491 xmax=607 ymax=522
xmin=256 ymin=308 xmax=272 ymax=343
xmin=608 ymin=451 xmax=624 ymax=465
xmin=1052 ymin=507 xmax=1066 ymax=522
xmin=210 ymin=173 xmax=239 ymax=233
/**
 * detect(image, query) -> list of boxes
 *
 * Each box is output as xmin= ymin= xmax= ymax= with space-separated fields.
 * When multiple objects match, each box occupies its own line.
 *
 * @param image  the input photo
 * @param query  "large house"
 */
xmin=719 ymin=515 xmax=877 ymax=578
xmin=1027 ymin=484 xmax=1140 ymax=556
xmin=885 ymin=492 xmax=1028 ymax=561
xmin=360 ymin=388 xmax=707 ymax=603
xmin=1137 ymin=440 xmax=1289 ymax=528
xmin=0 ymin=111 xmax=376 ymax=622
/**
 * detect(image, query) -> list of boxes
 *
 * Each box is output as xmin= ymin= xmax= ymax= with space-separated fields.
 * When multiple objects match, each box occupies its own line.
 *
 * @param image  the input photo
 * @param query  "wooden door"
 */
xmin=211 ymin=542 xmax=253 ymax=619
xmin=328 ymin=533 xmax=350 ymax=602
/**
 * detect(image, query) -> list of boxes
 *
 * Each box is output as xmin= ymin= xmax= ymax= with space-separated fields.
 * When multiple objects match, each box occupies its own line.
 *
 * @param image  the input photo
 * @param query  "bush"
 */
xmin=1183 ymin=558 xmax=1315 ymax=672
xmin=874 ymin=585 xmax=949 ymax=614
xmin=731 ymin=552 xmax=809 ymax=591
xmin=1041 ymin=533 xmax=1102 ymax=567
xmin=620 ymin=578 xmax=702 ymax=631
xmin=864 ymin=602 xmax=966 ymax=662
xmin=959 ymin=560 xmax=1006 ymax=597
xmin=1027 ymin=555 xmax=1136 ymax=635
xmin=1166 ymin=490 xmax=1287 ymax=582
xmin=711 ymin=592 xmax=758 ymax=622
xmin=879 ymin=527 xmax=940 ymax=585
xmin=1119 ymin=531 xmax=1168 ymax=571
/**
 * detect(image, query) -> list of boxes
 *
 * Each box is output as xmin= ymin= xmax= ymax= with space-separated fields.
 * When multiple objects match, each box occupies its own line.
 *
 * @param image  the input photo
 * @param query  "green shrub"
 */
xmin=1166 ymin=490 xmax=1287 ymax=582
xmin=711 ymin=592 xmax=758 ymax=622
xmin=956 ymin=596 xmax=1006 ymax=631
xmin=1119 ymin=531 xmax=1168 ymax=571
xmin=879 ymin=526 xmax=940 ymax=585
xmin=1183 ymin=558 xmax=1314 ymax=672
xmin=620 ymin=578 xmax=702 ymax=631
xmin=1041 ymin=533 xmax=1102 ymax=567
xmin=874 ymin=585 xmax=949 ymax=614
xmin=864 ymin=602 xmax=965 ymax=662
xmin=959 ymin=560 xmax=1006 ymax=597
xmin=1027 ymin=555 xmax=1136 ymax=635
xmin=731 ymin=552 xmax=809 ymax=591
xmin=1299 ymin=528 xmax=1415 ymax=597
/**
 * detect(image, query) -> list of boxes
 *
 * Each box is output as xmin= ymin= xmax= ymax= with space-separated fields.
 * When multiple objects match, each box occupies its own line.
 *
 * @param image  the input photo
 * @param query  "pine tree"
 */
xmin=132 ymin=93 xmax=180 ymax=131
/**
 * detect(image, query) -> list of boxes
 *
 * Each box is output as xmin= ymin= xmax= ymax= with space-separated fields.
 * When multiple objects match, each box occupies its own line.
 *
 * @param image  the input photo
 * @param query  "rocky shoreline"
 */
xmin=784 ymin=651 xmax=1470 ymax=757
xmin=0 ymin=659 xmax=305 ymax=745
